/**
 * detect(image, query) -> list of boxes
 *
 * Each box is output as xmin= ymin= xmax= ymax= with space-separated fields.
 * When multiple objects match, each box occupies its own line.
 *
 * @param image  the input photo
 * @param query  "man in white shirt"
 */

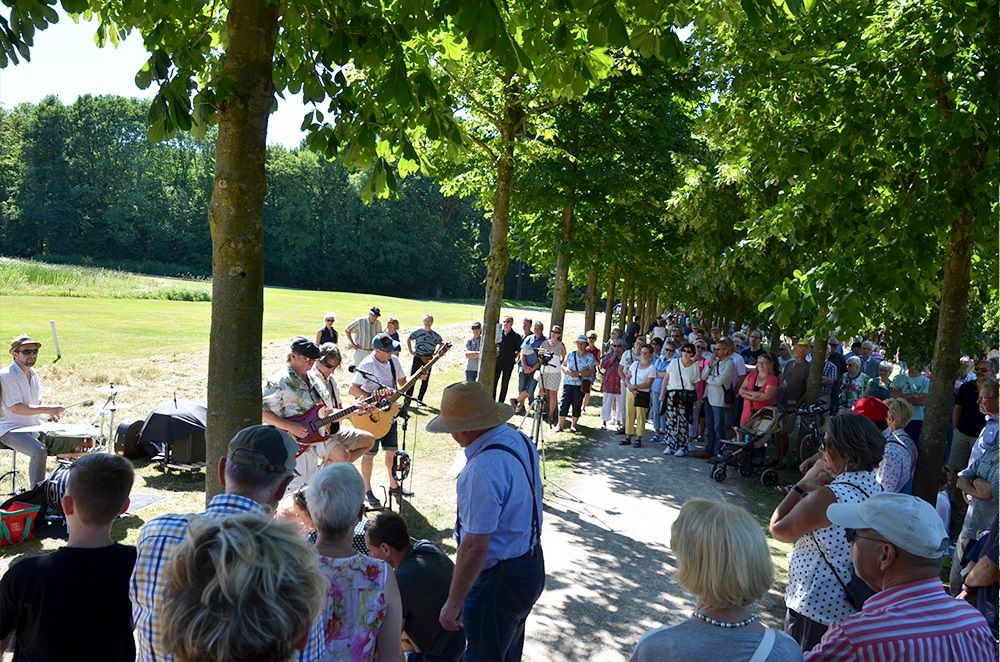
xmin=0 ymin=335 xmax=65 ymax=485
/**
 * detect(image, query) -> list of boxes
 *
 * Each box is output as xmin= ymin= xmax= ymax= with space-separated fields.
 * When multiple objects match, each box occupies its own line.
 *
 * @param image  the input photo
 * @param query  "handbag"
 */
xmin=575 ymin=354 xmax=592 ymax=394
xmin=634 ymin=390 xmax=651 ymax=409
xmin=677 ymin=363 xmax=697 ymax=405
xmin=718 ymin=359 xmax=737 ymax=404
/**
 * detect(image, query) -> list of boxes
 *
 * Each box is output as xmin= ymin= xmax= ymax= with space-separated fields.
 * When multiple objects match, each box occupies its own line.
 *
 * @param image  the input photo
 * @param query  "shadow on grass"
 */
xmin=398 ymin=499 xmax=456 ymax=552
xmin=141 ymin=468 xmax=207 ymax=492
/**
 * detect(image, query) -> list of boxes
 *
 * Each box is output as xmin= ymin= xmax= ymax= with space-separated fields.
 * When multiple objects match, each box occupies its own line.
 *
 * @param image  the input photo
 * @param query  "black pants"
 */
xmin=494 ymin=359 xmax=516 ymax=402
xmin=785 ymin=608 xmax=828 ymax=652
xmin=559 ymin=384 xmax=583 ymax=418
xmin=411 ymin=356 xmax=433 ymax=402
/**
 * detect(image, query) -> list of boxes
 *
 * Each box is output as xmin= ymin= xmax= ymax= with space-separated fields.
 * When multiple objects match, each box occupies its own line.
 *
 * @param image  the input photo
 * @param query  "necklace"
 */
xmin=691 ymin=610 xmax=758 ymax=629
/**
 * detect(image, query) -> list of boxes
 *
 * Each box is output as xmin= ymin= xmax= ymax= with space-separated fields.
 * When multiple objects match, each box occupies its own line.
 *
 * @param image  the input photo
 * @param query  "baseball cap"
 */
xmin=369 ymin=306 xmax=381 ymax=317
xmin=10 ymin=335 xmax=41 ymax=352
xmin=227 ymin=425 xmax=298 ymax=474
xmin=471 ymin=321 xmax=482 ymax=329
xmin=289 ymin=336 xmax=320 ymax=359
xmin=372 ymin=332 xmax=400 ymax=352
xmin=827 ymin=492 xmax=949 ymax=559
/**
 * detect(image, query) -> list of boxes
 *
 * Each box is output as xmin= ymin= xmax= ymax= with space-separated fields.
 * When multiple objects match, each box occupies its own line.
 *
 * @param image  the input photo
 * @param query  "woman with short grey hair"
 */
xmin=307 ymin=464 xmax=403 ymax=661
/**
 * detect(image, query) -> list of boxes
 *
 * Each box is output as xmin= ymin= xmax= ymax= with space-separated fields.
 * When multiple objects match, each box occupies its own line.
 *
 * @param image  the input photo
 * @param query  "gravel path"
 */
xmin=522 ymin=428 xmax=769 ymax=661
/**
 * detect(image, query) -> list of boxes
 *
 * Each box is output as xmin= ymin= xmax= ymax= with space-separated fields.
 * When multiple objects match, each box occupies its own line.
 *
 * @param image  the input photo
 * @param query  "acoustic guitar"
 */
xmin=351 ymin=342 xmax=452 ymax=439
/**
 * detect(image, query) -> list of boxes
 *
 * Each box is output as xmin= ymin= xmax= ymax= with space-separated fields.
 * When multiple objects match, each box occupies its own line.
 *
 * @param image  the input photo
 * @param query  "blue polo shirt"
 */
xmin=518 ymin=335 xmax=546 ymax=372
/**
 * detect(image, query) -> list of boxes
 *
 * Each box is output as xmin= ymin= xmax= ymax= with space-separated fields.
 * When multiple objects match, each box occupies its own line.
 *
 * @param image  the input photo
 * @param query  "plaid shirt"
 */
xmin=130 ymin=494 xmax=325 ymax=662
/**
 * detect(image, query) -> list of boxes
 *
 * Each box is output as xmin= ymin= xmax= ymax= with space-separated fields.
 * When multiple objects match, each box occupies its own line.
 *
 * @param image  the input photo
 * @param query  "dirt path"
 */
xmin=523 ymin=428 xmax=784 ymax=661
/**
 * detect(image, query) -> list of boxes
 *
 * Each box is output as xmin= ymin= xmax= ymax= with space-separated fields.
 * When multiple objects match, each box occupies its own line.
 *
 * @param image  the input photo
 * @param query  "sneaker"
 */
xmin=366 ymin=490 xmax=381 ymax=506
xmin=663 ymin=447 xmax=673 ymax=455
xmin=570 ymin=426 xmax=578 ymax=433
xmin=388 ymin=485 xmax=414 ymax=497
xmin=673 ymin=448 xmax=686 ymax=457
xmin=687 ymin=442 xmax=698 ymax=453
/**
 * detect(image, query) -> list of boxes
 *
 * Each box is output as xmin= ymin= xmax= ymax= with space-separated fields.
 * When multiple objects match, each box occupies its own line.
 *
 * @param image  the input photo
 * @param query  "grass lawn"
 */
xmin=1 ymin=259 xmax=604 ymax=569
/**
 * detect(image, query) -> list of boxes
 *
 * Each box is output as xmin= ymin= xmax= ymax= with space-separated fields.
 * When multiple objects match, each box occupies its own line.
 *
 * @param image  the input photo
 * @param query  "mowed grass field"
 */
xmin=1 ymin=258 xmax=605 ymax=567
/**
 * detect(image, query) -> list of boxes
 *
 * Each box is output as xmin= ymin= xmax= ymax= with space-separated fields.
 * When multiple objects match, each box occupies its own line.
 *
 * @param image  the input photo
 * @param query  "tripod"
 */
xmin=517 ymin=391 xmax=548 ymax=480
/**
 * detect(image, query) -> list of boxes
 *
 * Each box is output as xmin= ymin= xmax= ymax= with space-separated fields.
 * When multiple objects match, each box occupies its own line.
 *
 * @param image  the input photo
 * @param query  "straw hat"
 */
xmin=425 ymin=381 xmax=514 ymax=433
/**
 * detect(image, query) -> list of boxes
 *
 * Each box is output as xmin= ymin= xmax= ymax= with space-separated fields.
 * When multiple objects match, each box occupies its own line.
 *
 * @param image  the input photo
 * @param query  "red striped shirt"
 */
xmin=805 ymin=577 xmax=997 ymax=661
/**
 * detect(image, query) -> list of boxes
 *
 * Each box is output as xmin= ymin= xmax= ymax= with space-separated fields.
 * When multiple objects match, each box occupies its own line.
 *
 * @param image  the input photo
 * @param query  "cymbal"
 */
xmin=96 ymin=384 xmax=129 ymax=394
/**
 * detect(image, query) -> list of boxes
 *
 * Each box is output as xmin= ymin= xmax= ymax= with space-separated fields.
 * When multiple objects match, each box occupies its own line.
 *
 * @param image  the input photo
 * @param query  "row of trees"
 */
xmin=3 ymin=0 xmax=993 ymax=504
xmin=0 ymin=95 xmax=554 ymax=299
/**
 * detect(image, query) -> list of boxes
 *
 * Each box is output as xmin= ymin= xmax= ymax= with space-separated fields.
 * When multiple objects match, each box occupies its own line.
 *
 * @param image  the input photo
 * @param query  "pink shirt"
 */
xmin=804 ymin=577 xmax=997 ymax=662
xmin=739 ymin=371 xmax=779 ymax=426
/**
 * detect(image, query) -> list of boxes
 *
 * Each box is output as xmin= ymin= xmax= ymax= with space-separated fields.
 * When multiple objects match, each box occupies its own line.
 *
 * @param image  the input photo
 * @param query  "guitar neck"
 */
xmin=395 ymin=344 xmax=451 ymax=400
xmin=313 ymin=404 xmax=359 ymax=429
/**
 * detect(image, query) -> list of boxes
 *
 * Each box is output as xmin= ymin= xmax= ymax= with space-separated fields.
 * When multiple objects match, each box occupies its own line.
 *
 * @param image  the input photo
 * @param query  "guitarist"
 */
xmin=308 ymin=343 xmax=375 ymax=464
xmin=261 ymin=336 xmax=331 ymax=493
xmin=350 ymin=332 xmax=410 ymax=507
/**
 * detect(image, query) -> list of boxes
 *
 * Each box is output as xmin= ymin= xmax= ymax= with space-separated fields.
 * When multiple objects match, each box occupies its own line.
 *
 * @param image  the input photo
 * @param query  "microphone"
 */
xmin=348 ymin=365 xmax=357 ymax=372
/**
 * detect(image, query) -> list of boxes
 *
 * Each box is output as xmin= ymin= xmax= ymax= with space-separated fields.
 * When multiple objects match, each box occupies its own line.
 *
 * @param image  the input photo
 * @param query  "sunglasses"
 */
xmin=325 ymin=318 xmax=334 ymax=322
xmin=16 ymin=349 xmax=39 ymax=355
xmin=845 ymin=528 xmax=890 ymax=546
xmin=683 ymin=349 xmax=695 ymax=354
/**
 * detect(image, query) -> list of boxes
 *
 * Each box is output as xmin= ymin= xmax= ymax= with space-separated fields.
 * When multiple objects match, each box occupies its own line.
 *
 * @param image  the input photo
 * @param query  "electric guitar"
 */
xmin=351 ymin=342 xmax=452 ymax=439
xmin=287 ymin=389 xmax=393 ymax=455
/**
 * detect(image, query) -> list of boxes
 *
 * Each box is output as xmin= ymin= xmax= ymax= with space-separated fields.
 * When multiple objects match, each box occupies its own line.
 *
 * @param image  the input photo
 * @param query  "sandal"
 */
xmin=633 ymin=437 xmax=642 ymax=448
xmin=620 ymin=436 xmax=632 ymax=446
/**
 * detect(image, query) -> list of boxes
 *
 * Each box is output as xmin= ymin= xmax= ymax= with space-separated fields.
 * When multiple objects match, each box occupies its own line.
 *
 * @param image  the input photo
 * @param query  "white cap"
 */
xmin=826 ymin=492 xmax=949 ymax=559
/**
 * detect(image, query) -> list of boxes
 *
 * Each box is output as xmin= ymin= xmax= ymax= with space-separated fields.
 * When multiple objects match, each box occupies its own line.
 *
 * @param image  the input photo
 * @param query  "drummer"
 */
xmin=0 ymin=335 xmax=65 ymax=486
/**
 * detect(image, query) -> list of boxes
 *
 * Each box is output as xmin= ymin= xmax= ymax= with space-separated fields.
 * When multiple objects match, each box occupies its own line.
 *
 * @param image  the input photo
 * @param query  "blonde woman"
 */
xmin=161 ymin=514 xmax=327 ymax=662
xmin=632 ymin=499 xmax=802 ymax=661
xmin=879 ymin=398 xmax=917 ymax=493
xmin=317 ymin=312 xmax=338 ymax=346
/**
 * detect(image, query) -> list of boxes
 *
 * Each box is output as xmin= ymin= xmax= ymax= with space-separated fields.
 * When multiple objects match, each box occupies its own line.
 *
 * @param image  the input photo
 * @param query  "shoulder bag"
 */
xmin=678 ymin=362 xmax=697 ymax=405
xmin=576 ymin=353 xmax=593 ymax=394
xmin=810 ymin=482 xmax=877 ymax=611
xmin=632 ymin=363 xmax=651 ymax=408
xmin=718 ymin=360 xmax=736 ymax=405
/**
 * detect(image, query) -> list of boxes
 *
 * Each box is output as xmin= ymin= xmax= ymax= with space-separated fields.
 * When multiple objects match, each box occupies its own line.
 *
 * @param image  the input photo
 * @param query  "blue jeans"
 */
xmin=466 ymin=370 xmax=478 ymax=382
xmin=463 ymin=548 xmax=545 ymax=662
xmin=704 ymin=402 xmax=730 ymax=457
xmin=0 ymin=431 xmax=47 ymax=485
xmin=650 ymin=383 xmax=664 ymax=433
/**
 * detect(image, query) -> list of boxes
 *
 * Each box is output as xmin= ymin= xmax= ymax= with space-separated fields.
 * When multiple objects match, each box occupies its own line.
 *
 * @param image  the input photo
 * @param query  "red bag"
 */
xmin=1 ymin=501 xmax=41 ymax=546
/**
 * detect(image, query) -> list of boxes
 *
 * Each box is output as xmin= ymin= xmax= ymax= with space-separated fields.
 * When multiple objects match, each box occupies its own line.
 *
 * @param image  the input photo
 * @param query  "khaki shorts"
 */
xmin=329 ymin=426 xmax=375 ymax=454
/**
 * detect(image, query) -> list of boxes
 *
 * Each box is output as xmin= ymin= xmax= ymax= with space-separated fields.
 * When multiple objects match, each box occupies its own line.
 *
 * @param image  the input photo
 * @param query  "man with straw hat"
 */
xmin=428 ymin=381 xmax=545 ymax=661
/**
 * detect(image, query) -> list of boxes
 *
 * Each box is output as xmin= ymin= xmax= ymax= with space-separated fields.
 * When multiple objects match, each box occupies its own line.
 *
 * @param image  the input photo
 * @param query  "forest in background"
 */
xmin=0 ymin=94 xmax=551 ymax=301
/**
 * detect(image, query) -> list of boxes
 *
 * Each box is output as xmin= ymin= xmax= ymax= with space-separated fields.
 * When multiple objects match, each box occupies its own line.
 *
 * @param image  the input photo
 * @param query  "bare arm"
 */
xmin=958 ymin=475 xmax=994 ymax=501
xmin=440 ymin=532 xmax=490 ymax=631
xmin=261 ymin=409 xmax=308 ymax=439
xmin=965 ymin=554 xmax=1000 ymax=588
xmin=376 ymin=569 xmax=404 ymax=661
xmin=8 ymin=402 xmax=64 ymax=417
xmin=770 ymin=463 xmax=837 ymax=544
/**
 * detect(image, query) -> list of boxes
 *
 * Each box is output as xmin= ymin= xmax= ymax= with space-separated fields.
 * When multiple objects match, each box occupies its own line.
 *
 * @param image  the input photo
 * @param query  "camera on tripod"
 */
xmin=537 ymin=349 xmax=554 ymax=366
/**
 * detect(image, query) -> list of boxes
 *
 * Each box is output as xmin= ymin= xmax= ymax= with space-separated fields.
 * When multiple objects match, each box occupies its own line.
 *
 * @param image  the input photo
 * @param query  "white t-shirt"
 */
xmin=0 ymin=363 xmax=43 ymax=437
xmin=629 ymin=362 xmax=657 ymax=392
xmin=666 ymin=360 xmax=702 ymax=392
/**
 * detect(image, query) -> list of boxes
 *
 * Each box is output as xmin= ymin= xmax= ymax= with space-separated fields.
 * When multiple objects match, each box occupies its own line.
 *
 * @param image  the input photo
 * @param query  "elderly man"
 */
xmin=859 ymin=341 xmax=882 ymax=379
xmin=805 ymin=492 xmax=996 ymax=660
xmin=949 ymin=359 xmax=994 ymax=473
xmin=701 ymin=337 xmax=738 ymax=460
xmin=0 ymin=335 xmax=65 ymax=485
xmin=131 ymin=425 xmax=324 ymax=662
xmin=429 ymin=382 xmax=544 ymax=662
xmin=950 ymin=380 xmax=1000 ymax=595
xmin=345 ymin=306 xmax=383 ymax=366
xmin=408 ymin=313 xmax=445 ymax=403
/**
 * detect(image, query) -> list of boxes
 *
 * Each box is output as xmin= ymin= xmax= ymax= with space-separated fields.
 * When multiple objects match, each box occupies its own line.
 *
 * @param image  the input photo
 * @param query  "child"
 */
xmin=0 ymin=453 xmax=136 ymax=660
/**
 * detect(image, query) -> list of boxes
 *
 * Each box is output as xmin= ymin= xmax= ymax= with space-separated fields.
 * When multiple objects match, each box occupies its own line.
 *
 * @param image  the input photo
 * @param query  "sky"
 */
xmin=0 ymin=14 xmax=309 ymax=147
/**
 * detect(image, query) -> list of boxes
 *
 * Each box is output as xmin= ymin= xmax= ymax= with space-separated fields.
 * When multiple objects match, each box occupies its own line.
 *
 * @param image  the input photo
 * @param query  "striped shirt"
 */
xmin=804 ymin=577 xmax=997 ymax=661
xmin=130 ymin=494 xmax=325 ymax=662
xmin=345 ymin=316 xmax=383 ymax=350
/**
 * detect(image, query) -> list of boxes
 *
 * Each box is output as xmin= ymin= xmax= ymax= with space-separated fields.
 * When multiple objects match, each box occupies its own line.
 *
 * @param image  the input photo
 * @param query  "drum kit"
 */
xmin=1 ymin=384 xmax=133 ymax=497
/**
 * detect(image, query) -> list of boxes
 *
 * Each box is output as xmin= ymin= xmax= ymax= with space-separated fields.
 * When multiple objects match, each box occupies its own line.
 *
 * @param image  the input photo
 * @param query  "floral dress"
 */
xmin=317 ymin=554 xmax=389 ymax=662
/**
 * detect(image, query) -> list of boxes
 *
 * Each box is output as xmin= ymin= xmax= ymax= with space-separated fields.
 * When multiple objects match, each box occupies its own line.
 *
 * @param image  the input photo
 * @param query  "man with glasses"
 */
xmin=740 ymin=329 xmax=767 ymax=367
xmin=806 ymin=492 xmax=995 ymax=660
xmin=351 ymin=332 xmax=410 ymax=505
xmin=949 ymin=360 xmax=995 ymax=474
xmin=261 ymin=337 xmax=327 ymax=486
xmin=859 ymin=341 xmax=882 ymax=379
xmin=0 ymin=335 xmax=65 ymax=486
xmin=307 ymin=344 xmax=375 ymax=467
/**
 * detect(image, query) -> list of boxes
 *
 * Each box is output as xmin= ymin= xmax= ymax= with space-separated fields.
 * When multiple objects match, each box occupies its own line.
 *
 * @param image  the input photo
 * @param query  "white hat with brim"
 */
xmin=426 ymin=381 xmax=514 ymax=434
xmin=826 ymin=492 xmax=949 ymax=559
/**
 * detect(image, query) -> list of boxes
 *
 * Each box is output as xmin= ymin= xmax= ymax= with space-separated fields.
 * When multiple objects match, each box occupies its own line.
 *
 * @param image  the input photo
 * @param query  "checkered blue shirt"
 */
xmin=130 ymin=494 xmax=325 ymax=662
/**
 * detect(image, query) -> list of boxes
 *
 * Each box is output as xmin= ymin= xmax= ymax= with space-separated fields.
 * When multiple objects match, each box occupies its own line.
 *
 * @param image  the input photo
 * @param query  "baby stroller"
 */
xmin=710 ymin=406 xmax=785 ymax=487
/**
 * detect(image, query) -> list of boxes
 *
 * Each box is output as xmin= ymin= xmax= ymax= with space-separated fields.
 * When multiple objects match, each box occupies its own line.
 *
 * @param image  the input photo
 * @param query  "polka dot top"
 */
xmin=784 ymin=471 xmax=883 ymax=625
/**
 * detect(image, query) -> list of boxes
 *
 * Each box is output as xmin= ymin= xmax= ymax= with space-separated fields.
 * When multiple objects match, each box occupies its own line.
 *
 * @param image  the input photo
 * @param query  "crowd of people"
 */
xmin=1 ymin=301 xmax=997 ymax=661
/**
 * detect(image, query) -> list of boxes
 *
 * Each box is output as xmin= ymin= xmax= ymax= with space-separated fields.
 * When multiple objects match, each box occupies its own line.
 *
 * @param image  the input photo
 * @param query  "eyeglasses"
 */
xmin=683 ymin=349 xmax=695 ymax=354
xmin=845 ymin=528 xmax=891 ymax=546
xmin=321 ymin=361 xmax=336 ymax=369
xmin=16 ymin=349 xmax=39 ymax=355
xmin=325 ymin=318 xmax=334 ymax=322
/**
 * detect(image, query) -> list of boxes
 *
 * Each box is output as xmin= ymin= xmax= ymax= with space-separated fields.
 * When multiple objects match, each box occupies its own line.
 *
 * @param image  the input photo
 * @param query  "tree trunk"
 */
xmin=550 ymin=108 xmax=578 ymax=331
xmin=602 ymin=262 xmax=618 ymax=342
xmin=584 ymin=265 xmax=598 ymax=333
xmin=205 ymin=0 xmax=279 ymax=501
xmin=619 ymin=277 xmax=631 ymax=331
xmin=913 ymin=208 xmax=974 ymax=504
xmin=806 ymin=335 xmax=827 ymax=403
xmin=477 ymin=102 xmax=520 ymax=389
